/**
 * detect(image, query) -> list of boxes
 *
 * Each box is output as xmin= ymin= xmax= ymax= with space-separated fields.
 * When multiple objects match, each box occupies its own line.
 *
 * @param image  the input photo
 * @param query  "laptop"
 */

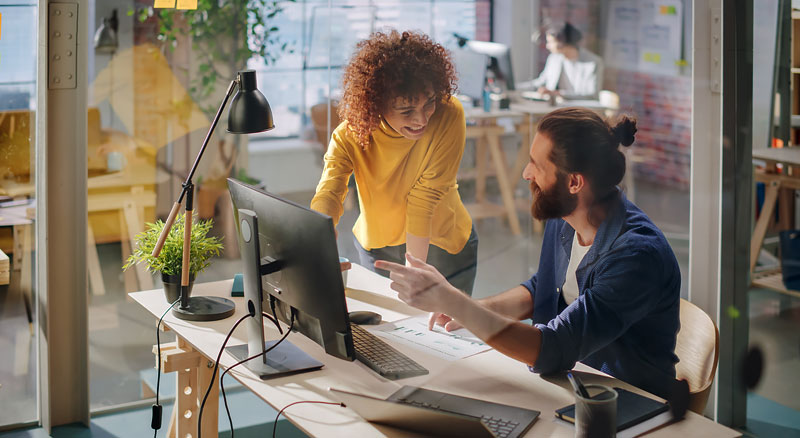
xmin=329 ymin=386 xmax=539 ymax=438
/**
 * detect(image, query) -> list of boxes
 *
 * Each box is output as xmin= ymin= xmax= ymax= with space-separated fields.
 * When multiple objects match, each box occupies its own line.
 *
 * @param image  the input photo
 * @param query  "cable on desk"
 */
xmin=218 ymin=311 xmax=287 ymax=438
xmin=197 ymin=309 xmax=253 ymax=438
xmin=152 ymin=298 xmax=180 ymax=438
xmin=272 ymin=400 xmax=346 ymax=438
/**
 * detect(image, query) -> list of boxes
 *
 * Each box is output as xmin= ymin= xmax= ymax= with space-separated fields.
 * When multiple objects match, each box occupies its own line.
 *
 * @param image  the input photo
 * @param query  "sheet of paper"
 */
xmin=176 ymin=0 xmax=197 ymax=10
xmin=153 ymin=0 xmax=176 ymax=8
xmin=367 ymin=314 xmax=492 ymax=361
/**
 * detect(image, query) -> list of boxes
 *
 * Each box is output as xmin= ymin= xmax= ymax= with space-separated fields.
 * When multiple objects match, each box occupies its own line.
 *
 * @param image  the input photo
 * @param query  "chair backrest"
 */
xmin=675 ymin=298 xmax=720 ymax=414
xmin=310 ymin=101 xmax=340 ymax=152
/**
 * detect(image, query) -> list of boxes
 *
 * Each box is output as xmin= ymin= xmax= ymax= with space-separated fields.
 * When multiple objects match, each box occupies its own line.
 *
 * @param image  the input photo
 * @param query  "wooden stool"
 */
xmin=462 ymin=124 xmax=521 ymax=235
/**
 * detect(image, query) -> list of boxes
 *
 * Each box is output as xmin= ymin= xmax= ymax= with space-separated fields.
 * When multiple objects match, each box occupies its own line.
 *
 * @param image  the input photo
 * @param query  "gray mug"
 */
xmin=575 ymin=384 xmax=617 ymax=438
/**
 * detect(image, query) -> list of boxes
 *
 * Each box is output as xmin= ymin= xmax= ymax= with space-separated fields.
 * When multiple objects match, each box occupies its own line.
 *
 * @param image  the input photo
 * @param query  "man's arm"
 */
xmin=376 ymin=254 xmax=543 ymax=366
xmin=428 ymin=283 xmax=534 ymax=331
xmin=446 ymin=291 xmax=542 ymax=367
xmin=480 ymin=285 xmax=534 ymax=320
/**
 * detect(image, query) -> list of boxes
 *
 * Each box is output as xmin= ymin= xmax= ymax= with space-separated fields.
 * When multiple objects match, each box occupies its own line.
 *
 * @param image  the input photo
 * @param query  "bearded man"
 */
xmin=376 ymin=107 xmax=681 ymax=400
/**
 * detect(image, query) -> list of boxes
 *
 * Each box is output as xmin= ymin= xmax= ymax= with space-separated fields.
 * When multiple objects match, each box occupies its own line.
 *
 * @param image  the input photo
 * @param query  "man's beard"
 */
xmin=530 ymin=172 xmax=578 ymax=220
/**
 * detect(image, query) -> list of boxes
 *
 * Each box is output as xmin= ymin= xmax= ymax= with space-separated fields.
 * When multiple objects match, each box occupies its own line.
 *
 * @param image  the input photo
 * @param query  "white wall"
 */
xmin=492 ymin=0 xmax=538 ymax=85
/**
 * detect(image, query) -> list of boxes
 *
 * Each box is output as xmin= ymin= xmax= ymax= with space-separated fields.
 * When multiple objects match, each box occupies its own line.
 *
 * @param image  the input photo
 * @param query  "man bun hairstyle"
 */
xmin=611 ymin=115 xmax=637 ymax=147
xmin=537 ymin=107 xmax=637 ymax=203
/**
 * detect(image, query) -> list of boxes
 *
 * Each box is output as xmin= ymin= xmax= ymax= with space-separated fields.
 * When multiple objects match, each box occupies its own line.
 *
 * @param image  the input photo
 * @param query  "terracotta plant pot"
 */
xmin=161 ymin=272 xmax=196 ymax=304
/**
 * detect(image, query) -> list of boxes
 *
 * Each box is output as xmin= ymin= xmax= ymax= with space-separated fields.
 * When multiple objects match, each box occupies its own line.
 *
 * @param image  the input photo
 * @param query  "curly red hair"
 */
xmin=339 ymin=30 xmax=458 ymax=149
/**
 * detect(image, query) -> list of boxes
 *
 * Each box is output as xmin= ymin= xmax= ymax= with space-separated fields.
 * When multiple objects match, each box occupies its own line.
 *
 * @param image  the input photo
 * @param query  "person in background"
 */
xmin=526 ymin=22 xmax=603 ymax=100
xmin=377 ymin=108 xmax=682 ymax=400
xmin=310 ymin=30 xmax=478 ymax=295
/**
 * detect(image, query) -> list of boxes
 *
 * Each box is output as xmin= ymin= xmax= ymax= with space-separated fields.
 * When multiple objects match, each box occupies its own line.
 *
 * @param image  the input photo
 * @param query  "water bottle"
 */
xmin=482 ymin=71 xmax=494 ymax=112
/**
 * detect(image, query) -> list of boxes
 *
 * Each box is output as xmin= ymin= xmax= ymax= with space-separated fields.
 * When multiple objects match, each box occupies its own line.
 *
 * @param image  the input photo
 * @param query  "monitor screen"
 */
xmin=451 ymin=48 xmax=488 ymax=102
xmin=465 ymin=40 xmax=515 ymax=91
xmin=227 ymin=178 xmax=355 ymax=363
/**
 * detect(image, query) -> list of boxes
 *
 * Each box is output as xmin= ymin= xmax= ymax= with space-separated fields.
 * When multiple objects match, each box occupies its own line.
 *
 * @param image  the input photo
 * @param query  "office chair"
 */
xmin=675 ymin=298 xmax=720 ymax=414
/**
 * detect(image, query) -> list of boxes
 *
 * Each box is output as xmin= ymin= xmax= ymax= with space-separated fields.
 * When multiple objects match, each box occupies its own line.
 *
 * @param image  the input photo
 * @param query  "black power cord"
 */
xmin=219 ymin=310 xmax=293 ymax=437
xmin=196 ymin=310 xmax=253 ymax=438
xmin=152 ymin=298 xmax=180 ymax=438
xmin=272 ymin=401 xmax=346 ymax=438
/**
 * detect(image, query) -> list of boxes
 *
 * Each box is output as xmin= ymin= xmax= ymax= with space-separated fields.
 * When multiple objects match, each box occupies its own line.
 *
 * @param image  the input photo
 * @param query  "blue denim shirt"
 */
xmin=522 ymin=191 xmax=680 ymax=399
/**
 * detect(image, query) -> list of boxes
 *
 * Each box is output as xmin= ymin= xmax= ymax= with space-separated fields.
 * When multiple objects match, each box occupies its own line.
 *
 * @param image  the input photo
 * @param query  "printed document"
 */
xmin=367 ymin=314 xmax=492 ymax=361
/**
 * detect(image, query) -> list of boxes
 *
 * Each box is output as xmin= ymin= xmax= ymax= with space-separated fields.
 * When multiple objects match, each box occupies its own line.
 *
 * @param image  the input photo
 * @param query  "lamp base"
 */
xmin=172 ymin=296 xmax=235 ymax=321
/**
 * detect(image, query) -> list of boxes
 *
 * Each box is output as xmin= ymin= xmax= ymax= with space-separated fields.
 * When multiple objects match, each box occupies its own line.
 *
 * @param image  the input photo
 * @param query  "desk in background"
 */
xmin=131 ymin=264 xmax=740 ymax=438
xmin=751 ymin=147 xmax=800 ymax=298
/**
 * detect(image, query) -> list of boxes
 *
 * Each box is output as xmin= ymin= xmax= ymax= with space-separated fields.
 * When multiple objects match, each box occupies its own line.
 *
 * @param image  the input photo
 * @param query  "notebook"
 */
xmin=555 ymin=387 xmax=670 ymax=431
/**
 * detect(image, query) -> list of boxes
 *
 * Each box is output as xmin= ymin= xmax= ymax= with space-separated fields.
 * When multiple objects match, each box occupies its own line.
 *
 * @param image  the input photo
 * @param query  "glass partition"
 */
xmin=84 ymin=0 xmax=494 ymax=416
xmin=0 ymin=0 xmax=39 ymax=429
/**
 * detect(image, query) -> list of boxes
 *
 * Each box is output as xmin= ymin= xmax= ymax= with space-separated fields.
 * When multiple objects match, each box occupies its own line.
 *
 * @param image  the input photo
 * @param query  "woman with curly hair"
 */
xmin=310 ymin=30 xmax=478 ymax=295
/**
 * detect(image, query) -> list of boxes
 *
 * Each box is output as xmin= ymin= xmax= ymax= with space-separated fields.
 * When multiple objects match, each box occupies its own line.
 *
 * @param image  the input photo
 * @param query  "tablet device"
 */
xmin=555 ymin=387 xmax=669 ymax=431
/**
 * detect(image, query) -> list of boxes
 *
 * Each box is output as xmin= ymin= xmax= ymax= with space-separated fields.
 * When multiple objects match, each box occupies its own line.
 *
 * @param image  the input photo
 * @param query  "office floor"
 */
xmin=1 ymin=179 xmax=799 ymax=437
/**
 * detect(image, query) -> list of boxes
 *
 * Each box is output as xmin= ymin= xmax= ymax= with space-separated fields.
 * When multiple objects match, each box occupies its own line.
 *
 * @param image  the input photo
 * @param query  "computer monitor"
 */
xmin=451 ymin=48 xmax=488 ymax=103
xmin=226 ymin=178 xmax=355 ymax=378
xmin=465 ymin=40 xmax=515 ymax=91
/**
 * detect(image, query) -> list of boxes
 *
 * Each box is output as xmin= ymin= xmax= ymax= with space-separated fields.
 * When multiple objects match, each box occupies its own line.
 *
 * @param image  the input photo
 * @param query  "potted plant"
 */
xmin=124 ymin=213 xmax=223 ymax=303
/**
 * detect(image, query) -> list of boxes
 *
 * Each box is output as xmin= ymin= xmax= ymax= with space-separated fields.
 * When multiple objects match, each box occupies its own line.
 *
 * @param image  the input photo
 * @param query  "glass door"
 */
xmin=0 ymin=0 xmax=39 ymax=429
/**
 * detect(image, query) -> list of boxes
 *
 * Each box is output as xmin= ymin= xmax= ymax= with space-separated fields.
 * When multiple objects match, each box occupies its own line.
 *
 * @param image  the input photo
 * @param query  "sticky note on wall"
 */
xmin=154 ymin=0 xmax=176 ymax=8
xmin=176 ymin=0 xmax=197 ymax=9
xmin=0 ymin=12 xmax=3 ymax=40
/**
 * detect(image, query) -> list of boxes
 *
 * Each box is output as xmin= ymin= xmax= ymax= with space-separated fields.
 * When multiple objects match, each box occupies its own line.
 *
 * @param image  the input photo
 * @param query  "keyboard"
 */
xmin=349 ymin=323 xmax=429 ymax=380
xmin=388 ymin=386 xmax=540 ymax=438
xmin=400 ymin=398 xmax=521 ymax=437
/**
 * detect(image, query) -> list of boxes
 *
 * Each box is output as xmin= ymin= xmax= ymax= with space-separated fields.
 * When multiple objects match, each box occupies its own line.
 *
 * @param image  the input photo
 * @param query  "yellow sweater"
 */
xmin=310 ymin=96 xmax=472 ymax=254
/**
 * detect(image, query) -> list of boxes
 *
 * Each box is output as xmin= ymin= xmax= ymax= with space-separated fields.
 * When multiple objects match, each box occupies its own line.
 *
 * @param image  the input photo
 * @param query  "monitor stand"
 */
xmin=226 ymin=340 xmax=323 ymax=379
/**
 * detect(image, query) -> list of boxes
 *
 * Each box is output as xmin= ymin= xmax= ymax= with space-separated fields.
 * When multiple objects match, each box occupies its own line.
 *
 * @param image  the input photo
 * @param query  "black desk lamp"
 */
xmin=151 ymin=69 xmax=274 ymax=321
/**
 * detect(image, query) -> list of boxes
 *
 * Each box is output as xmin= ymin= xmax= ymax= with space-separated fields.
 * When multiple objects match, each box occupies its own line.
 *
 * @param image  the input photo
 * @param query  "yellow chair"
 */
xmin=675 ymin=298 xmax=720 ymax=414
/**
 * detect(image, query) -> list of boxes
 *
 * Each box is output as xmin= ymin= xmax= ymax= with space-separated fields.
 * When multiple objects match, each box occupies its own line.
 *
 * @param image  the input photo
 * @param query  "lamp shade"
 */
xmin=227 ymin=70 xmax=275 ymax=134
xmin=94 ymin=14 xmax=118 ymax=54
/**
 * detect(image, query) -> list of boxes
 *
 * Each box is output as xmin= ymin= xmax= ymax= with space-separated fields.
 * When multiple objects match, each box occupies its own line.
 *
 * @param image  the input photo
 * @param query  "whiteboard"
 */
xmin=604 ymin=0 xmax=683 ymax=75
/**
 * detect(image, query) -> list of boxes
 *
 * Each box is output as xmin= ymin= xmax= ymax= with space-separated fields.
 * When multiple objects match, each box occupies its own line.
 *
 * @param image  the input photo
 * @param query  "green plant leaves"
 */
xmin=136 ymin=0 xmax=296 ymax=113
xmin=123 ymin=213 xmax=223 ymax=276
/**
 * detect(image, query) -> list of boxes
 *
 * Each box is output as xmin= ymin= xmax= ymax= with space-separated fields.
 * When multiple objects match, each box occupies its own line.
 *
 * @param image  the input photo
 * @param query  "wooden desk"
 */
xmin=751 ymin=147 xmax=800 ymax=297
xmin=131 ymin=264 xmax=739 ymax=438
xmin=88 ymin=161 xmax=168 ymax=294
xmin=0 ymin=201 xmax=34 ymax=328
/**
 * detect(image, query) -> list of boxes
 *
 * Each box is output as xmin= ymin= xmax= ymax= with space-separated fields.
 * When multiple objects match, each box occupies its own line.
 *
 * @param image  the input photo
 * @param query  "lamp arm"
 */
xmin=184 ymin=77 xmax=239 ymax=190
xmin=150 ymin=77 xmax=238 ymax=258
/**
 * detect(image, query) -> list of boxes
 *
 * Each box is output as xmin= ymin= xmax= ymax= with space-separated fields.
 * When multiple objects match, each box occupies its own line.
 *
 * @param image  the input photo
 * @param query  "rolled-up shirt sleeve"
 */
xmin=521 ymin=274 xmax=538 ymax=303
xmin=531 ymin=247 xmax=662 ymax=374
xmin=406 ymin=102 xmax=466 ymax=238
xmin=310 ymin=129 xmax=354 ymax=227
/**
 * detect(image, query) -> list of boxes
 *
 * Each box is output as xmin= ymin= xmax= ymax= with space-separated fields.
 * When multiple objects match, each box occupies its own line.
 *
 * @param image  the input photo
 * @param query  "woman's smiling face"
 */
xmin=383 ymin=92 xmax=437 ymax=140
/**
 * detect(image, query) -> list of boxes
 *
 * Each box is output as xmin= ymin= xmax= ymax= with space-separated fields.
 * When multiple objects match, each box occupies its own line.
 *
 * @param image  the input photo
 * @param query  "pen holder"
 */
xmin=574 ymin=384 xmax=617 ymax=438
